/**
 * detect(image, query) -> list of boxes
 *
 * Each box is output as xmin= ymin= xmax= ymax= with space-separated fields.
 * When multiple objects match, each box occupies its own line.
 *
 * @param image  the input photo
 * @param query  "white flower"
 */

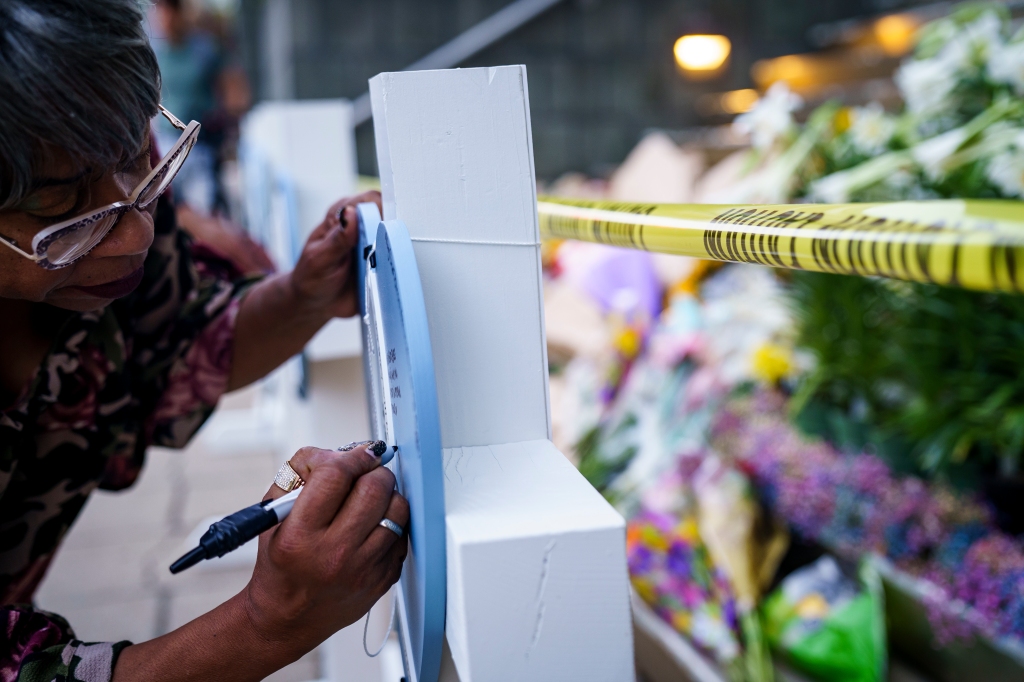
xmin=987 ymin=146 xmax=1024 ymax=197
xmin=809 ymin=150 xmax=915 ymax=202
xmin=986 ymin=151 xmax=1024 ymax=196
xmin=896 ymin=55 xmax=958 ymax=115
xmin=937 ymin=12 xmax=1004 ymax=74
xmin=911 ymin=126 xmax=968 ymax=180
xmin=733 ymin=82 xmax=802 ymax=151
xmin=897 ymin=12 xmax=1005 ymax=115
xmin=847 ymin=103 xmax=896 ymax=155
xmin=808 ymin=170 xmax=854 ymax=203
xmin=884 ymin=169 xmax=917 ymax=193
xmin=955 ymin=11 xmax=1004 ymax=62
xmin=699 ymin=266 xmax=792 ymax=386
xmin=691 ymin=609 xmax=740 ymax=661
xmin=988 ymin=40 xmax=1024 ymax=95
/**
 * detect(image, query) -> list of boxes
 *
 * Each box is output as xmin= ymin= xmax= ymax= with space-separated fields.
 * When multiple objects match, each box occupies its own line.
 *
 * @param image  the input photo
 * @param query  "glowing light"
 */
xmin=674 ymin=34 xmax=732 ymax=72
xmin=695 ymin=89 xmax=761 ymax=116
xmin=752 ymin=55 xmax=815 ymax=90
xmin=720 ymin=88 xmax=759 ymax=114
xmin=874 ymin=14 xmax=918 ymax=56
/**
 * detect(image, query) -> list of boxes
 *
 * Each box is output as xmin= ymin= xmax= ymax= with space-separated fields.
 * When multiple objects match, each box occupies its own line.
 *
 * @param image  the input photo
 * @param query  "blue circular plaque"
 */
xmin=357 ymin=204 xmax=446 ymax=682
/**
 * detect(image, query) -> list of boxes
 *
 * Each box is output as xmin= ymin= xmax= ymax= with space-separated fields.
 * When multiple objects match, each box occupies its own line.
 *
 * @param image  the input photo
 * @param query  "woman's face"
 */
xmin=0 ymin=138 xmax=156 ymax=311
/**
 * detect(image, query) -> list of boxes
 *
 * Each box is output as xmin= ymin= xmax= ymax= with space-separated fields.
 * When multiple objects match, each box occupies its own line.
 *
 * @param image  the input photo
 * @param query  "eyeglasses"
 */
xmin=0 ymin=106 xmax=200 ymax=269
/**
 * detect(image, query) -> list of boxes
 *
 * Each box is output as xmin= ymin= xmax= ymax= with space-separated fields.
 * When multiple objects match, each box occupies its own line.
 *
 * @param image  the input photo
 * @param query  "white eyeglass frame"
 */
xmin=0 ymin=105 xmax=200 ymax=269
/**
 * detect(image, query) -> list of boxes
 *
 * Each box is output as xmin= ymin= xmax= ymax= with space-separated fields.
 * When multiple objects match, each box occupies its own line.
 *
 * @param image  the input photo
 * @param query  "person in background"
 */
xmin=0 ymin=2 xmax=405 ymax=680
xmin=151 ymin=0 xmax=221 ymax=216
xmin=150 ymin=0 xmax=274 ymax=276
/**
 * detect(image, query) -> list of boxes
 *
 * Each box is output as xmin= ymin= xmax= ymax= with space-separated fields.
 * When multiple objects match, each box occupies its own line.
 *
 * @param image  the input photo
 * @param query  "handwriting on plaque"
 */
xmin=387 ymin=347 xmax=399 ymax=417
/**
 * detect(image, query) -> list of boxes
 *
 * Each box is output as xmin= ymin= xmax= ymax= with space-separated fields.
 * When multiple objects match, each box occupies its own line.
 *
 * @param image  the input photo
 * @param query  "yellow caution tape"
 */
xmin=537 ymin=197 xmax=1024 ymax=293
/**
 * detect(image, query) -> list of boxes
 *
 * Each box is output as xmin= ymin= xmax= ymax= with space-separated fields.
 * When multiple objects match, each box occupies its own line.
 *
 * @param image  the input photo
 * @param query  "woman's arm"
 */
xmin=112 ymin=444 xmax=408 ymax=682
xmin=227 ymin=192 xmax=379 ymax=391
xmin=111 ymin=593 xmax=289 ymax=681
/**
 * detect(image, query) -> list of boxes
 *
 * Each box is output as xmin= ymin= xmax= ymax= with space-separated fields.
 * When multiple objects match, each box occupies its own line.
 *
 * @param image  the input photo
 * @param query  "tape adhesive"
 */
xmin=537 ymin=197 xmax=1024 ymax=292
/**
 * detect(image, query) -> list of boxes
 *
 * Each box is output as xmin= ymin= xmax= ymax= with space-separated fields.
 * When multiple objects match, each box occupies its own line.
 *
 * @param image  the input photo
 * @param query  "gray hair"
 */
xmin=0 ymin=0 xmax=161 ymax=209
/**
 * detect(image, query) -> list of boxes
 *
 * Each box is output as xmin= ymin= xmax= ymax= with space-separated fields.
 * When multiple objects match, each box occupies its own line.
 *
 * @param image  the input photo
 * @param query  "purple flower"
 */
xmin=708 ymin=389 xmax=1024 ymax=643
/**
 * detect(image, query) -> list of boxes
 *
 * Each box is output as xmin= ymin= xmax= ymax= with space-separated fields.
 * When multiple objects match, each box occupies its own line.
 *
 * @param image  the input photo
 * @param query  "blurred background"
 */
xmin=37 ymin=1 xmax=1024 ymax=681
xmin=238 ymin=0 xmax=927 ymax=180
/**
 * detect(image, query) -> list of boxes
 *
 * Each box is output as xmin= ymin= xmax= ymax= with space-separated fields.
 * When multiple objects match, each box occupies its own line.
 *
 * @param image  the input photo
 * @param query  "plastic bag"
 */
xmin=763 ymin=556 xmax=887 ymax=682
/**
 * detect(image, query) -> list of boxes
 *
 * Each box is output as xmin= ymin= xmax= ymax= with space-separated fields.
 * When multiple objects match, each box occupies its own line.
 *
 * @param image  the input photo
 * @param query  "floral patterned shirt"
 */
xmin=0 ymin=197 xmax=257 ymax=681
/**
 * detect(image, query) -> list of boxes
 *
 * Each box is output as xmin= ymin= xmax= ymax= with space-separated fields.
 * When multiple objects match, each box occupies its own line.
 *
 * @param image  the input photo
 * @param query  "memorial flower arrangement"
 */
xmin=753 ymin=3 xmax=1024 ymax=204
xmin=710 ymin=388 xmax=1024 ymax=645
xmin=720 ymin=4 xmax=1024 ymax=206
xmin=572 ymin=266 xmax=796 ymax=679
xmin=628 ymin=511 xmax=743 ymax=662
xmin=580 ymin=260 xmax=1024 ymax=654
xmin=548 ymin=2 xmax=1024 ymax=673
xmin=730 ymin=2 xmax=1024 ymax=482
xmin=786 ymin=270 xmax=1024 ymax=482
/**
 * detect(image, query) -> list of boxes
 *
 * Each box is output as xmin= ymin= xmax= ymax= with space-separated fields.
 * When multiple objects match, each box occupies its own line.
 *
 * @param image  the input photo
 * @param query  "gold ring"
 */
xmin=274 ymin=460 xmax=304 ymax=492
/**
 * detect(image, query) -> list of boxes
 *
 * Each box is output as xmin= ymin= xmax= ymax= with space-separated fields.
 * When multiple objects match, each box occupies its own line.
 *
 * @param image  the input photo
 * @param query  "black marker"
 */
xmin=170 ymin=442 xmax=396 ymax=574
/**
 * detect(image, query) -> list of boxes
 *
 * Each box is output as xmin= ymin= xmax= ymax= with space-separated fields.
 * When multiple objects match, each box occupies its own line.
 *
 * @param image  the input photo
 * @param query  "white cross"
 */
xmin=369 ymin=65 xmax=634 ymax=682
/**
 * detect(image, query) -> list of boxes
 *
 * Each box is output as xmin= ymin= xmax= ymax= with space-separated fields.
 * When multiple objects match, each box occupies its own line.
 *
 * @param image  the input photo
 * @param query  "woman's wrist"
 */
xmin=238 ymin=577 xmax=306 ymax=660
xmin=278 ymin=271 xmax=335 ymax=329
xmin=112 ymin=589 xmax=299 ymax=682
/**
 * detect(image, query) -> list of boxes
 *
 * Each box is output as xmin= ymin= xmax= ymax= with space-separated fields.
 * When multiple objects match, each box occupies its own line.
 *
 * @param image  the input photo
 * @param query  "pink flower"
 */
xmin=649 ymin=332 xmax=703 ymax=368
xmin=681 ymin=583 xmax=703 ymax=608
xmin=682 ymin=366 xmax=726 ymax=411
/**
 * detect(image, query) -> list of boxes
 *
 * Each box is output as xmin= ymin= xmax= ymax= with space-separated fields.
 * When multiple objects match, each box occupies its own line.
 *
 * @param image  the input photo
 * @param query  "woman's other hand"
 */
xmin=289 ymin=190 xmax=382 ymax=320
xmin=246 ymin=443 xmax=408 ymax=658
xmin=227 ymin=190 xmax=381 ymax=390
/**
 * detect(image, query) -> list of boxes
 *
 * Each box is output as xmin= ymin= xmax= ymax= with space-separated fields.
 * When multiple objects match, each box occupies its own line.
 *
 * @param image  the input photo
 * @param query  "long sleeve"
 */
xmin=99 ymin=196 xmax=262 ymax=490
xmin=2 ymin=605 xmax=129 ymax=682
xmin=1 ymin=203 xmax=261 ymax=676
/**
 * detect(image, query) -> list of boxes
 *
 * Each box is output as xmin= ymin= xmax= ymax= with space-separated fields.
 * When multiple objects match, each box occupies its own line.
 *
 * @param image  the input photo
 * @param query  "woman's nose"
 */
xmin=87 ymin=175 xmax=154 ymax=259
xmin=89 ymin=206 xmax=155 ymax=259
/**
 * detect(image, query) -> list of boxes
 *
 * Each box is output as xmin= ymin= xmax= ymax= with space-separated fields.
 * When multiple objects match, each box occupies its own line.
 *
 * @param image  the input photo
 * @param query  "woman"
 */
xmin=0 ymin=1 xmax=408 ymax=680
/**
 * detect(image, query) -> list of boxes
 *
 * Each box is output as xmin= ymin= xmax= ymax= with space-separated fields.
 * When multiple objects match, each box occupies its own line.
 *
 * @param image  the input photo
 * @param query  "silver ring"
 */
xmin=379 ymin=518 xmax=404 ymax=538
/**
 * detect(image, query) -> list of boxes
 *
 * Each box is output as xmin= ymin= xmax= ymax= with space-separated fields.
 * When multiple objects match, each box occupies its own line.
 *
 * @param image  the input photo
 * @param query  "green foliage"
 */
xmin=788 ymin=271 xmax=1024 ymax=480
xmin=776 ymin=4 xmax=1024 ymax=483
xmin=916 ymin=2 xmax=1010 ymax=60
xmin=575 ymin=414 xmax=639 ymax=494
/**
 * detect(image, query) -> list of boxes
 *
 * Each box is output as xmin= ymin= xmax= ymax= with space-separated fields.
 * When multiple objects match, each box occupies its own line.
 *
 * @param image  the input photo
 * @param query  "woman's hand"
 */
xmin=228 ymin=190 xmax=382 ymax=391
xmin=288 ymin=191 xmax=382 ymax=320
xmin=112 ymin=443 xmax=408 ymax=682
xmin=245 ymin=443 xmax=408 ymax=655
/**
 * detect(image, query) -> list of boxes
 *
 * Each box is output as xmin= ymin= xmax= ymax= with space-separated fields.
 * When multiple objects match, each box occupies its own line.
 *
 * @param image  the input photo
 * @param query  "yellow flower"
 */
xmin=672 ymin=611 xmax=693 ymax=634
xmin=615 ymin=327 xmax=642 ymax=358
xmin=676 ymin=517 xmax=701 ymax=543
xmin=834 ymin=106 xmax=853 ymax=134
xmin=640 ymin=526 xmax=669 ymax=551
xmin=795 ymin=593 xmax=831 ymax=619
xmin=752 ymin=342 xmax=794 ymax=384
xmin=632 ymin=578 xmax=657 ymax=605
xmin=540 ymin=238 xmax=564 ymax=269
xmin=671 ymin=260 xmax=724 ymax=296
